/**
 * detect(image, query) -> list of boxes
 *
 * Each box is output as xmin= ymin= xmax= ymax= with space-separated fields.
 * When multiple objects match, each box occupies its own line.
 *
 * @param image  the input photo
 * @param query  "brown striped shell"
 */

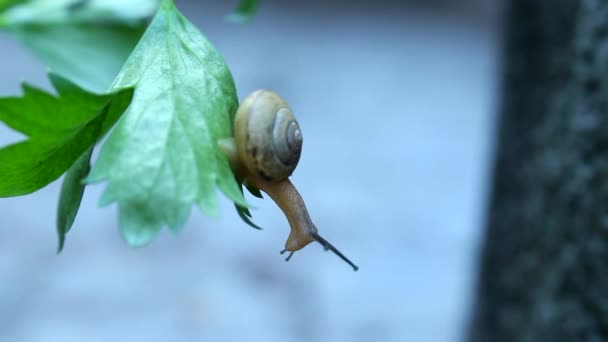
xmin=234 ymin=90 xmax=303 ymax=182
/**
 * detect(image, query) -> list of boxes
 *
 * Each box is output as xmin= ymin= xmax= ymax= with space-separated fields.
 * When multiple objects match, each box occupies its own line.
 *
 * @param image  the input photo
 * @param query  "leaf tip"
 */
xmin=56 ymin=237 xmax=65 ymax=254
xmin=225 ymin=0 xmax=259 ymax=24
xmin=235 ymin=204 xmax=263 ymax=230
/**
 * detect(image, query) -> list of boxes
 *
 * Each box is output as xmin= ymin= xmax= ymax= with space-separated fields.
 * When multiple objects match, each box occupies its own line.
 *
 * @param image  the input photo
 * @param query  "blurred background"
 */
xmin=0 ymin=0 xmax=500 ymax=341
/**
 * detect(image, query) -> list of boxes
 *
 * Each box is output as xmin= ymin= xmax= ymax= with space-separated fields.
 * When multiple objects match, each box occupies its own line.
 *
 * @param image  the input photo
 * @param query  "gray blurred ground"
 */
xmin=0 ymin=1 xmax=499 ymax=341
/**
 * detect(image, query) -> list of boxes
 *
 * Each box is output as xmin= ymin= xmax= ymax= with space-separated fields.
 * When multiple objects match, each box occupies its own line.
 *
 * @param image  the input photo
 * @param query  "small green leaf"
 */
xmin=87 ymin=0 xmax=247 ymax=246
xmin=56 ymin=146 xmax=93 ymax=253
xmin=9 ymin=24 xmax=146 ymax=93
xmin=1 ymin=0 xmax=158 ymax=92
xmin=1 ymin=0 xmax=158 ymax=26
xmin=225 ymin=0 xmax=259 ymax=23
xmin=234 ymin=183 xmax=262 ymax=229
xmin=235 ymin=203 xmax=263 ymax=230
xmin=0 ymin=74 xmax=133 ymax=197
xmin=245 ymin=184 xmax=263 ymax=198
xmin=0 ymin=0 xmax=25 ymax=13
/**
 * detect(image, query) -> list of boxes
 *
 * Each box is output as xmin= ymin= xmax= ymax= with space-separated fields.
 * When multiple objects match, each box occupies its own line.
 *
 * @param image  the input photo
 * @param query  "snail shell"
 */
xmin=234 ymin=90 xmax=303 ymax=182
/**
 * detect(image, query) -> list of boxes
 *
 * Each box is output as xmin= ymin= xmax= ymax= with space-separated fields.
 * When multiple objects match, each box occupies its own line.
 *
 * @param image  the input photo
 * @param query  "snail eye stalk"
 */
xmin=280 ymin=249 xmax=295 ymax=261
xmin=280 ymin=236 xmax=359 ymax=272
xmin=311 ymin=232 xmax=359 ymax=272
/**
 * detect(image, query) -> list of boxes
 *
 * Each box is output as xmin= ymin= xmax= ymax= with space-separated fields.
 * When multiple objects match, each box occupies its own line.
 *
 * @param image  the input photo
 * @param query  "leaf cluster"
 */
xmin=0 ymin=0 xmax=261 ymax=251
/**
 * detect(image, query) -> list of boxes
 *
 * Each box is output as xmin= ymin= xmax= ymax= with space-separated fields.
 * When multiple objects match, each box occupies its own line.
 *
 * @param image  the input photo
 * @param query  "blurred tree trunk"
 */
xmin=470 ymin=1 xmax=608 ymax=341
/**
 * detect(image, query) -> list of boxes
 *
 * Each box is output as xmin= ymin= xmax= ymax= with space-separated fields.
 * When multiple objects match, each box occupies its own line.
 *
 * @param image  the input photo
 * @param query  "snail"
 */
xmin=219 ymin=89 xmax=358 ymax=271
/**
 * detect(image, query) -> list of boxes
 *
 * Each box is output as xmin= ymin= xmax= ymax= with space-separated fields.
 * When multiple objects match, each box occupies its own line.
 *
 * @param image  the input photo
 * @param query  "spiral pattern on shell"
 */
xmin=234 ymin=90 xmax=303 ymax=182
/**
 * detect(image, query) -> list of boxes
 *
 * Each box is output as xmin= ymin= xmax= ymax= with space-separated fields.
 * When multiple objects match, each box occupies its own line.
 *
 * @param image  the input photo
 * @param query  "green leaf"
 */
xmin=225 ymin=0 xmax=259 ymax=23
xmin=56 ymin=145 xmax=93 ymax=253
xmin=234 ymin=183 xmax=262 ymax=230
xmin=235 ymin=203 xmax=263 ymax=230
xmin=9 ymin=23 xmax=146 ymax=93
xmin=87 ymin=0 xmax=247 ymax=246
xmin=0 ymin=0 xmax=26 ymax=14
xmin=245 ymin=183 xmax=263 ymax=198
xmin=1 ymin=0 xmax=158 ymax=92
xmin=1 ymin=0 xmax=158 ymax=26
xmin=0 ymin=74 xmax=133 ymax=197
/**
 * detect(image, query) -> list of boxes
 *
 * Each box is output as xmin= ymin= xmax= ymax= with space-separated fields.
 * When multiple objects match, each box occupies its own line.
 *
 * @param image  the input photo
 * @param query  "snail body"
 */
xmin=219 ymin=89 xmax=358 ymax=271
